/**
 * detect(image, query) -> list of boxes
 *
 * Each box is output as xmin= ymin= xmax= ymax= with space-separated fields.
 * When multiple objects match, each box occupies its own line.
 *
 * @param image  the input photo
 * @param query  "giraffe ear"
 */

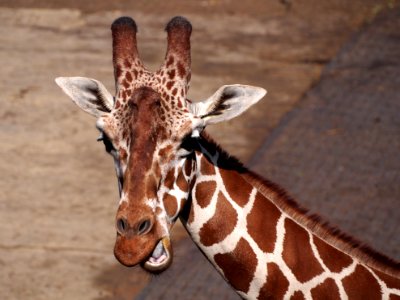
xmin=190 ymin=85 xmax=266 ymax=126
xmin=55 ymin=77 xmax=114 ymax=117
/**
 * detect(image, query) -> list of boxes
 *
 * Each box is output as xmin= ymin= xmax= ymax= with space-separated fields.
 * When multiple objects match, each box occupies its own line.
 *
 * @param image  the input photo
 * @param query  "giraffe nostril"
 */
xmin=116 ymin=217 xmax=128 ymax=235
xmin=137 ymin=219 xmax=152 ymax=235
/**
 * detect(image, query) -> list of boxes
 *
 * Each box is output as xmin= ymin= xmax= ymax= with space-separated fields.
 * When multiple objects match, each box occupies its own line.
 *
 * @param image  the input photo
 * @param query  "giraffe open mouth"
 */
xmin=142 ymin=237 xmax=172 ymax=273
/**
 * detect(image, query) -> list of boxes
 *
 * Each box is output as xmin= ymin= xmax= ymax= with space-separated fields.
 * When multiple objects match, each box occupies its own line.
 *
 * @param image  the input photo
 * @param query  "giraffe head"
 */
xmin=56 ymin=16 xmax=266 ymax=273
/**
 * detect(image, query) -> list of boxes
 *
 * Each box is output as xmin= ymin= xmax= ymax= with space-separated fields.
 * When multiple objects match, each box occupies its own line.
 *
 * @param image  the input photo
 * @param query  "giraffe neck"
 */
xmin=180 ymin=134 xmax=400 ymax=299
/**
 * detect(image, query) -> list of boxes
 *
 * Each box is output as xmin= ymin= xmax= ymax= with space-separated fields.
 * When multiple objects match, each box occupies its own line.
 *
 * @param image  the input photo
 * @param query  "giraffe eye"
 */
xmin=97 ymin=132 xmax=116 ymax=154
xmin=103 ymin=136 xmax=116 ymax=153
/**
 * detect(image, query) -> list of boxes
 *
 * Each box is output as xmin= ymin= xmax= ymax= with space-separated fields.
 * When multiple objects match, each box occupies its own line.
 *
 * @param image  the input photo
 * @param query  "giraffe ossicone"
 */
xmin=56 ymin=16 xmax=400 ymax=299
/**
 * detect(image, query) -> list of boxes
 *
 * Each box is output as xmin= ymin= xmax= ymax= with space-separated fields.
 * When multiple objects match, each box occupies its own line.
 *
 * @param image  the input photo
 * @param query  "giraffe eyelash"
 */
xmin=97 ymin=131 xmax=116 ymax=154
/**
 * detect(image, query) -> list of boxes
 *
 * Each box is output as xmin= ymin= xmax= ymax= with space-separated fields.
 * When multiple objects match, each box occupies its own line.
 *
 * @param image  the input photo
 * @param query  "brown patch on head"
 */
xmin=258 ymin=262 xmax=289 ymax=300
xmin=115 ymin=100 xmax=121 ymax=109
xmin=290 ymin=291 xmax=305 ymax=300
xmin=310 ymin=278 xmax=340 ymax=299
xmin=195 ymin=181 xmax=216 ymax=208
xmin=163 ymin=194 xmax=178 ymax=218
xmin=214 ymin=238 xmax=257 ymax=294
xmin=220 ymin=169 xmax=252 ymax=207
xmin=124 ymin=59 xmax=132 ymax=69
xmin=166 ymin=81 xmax=174 ymax=90
xmin=199 ymin=192 xmax=237 ymax=246
xmin=167 ymin=69 xmax=175 ymax=79
xmin=122 ymin=79 xmax=130 ymax=89
xmin=126 ymin=71 xmax=133 ymax=82
xmin=247 ymin=193 xmax=280 ymax=253
xmin=158 ymin=145 xmax=173 ymax=161
xmin=313 ymin=236 xmax=353 ymax=273
xmin=342 ymin=265 xmax=382 ymax=299
xmin=282 ymin=218 xmax=324 ymax=283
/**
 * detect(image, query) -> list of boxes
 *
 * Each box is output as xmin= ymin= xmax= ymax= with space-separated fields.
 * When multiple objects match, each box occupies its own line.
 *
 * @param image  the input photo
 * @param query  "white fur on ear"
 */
xmin=190 ymin=84 xmax=266 ymax=126
xmin=55 ymin=77 xmax=114 ymax=117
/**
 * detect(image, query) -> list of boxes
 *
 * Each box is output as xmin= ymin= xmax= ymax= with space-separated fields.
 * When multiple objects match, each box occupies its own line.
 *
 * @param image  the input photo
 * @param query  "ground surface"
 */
xmin=0 ymin=1 xmax=397 ymax=299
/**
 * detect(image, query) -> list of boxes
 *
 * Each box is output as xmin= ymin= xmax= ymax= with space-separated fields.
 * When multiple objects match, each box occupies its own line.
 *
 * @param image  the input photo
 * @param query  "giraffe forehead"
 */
xmin=114 ymin=57 xmax=188 ymax=109
xmin=109 ymin=90 xmax=195 ymax=147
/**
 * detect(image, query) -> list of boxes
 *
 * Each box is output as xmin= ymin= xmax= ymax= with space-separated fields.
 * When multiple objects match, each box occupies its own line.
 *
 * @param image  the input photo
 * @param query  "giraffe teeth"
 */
xmin=152 ymin=240 xmax=165 ymax=259
xmin=142 ymin=237 xmax=172 ymax=272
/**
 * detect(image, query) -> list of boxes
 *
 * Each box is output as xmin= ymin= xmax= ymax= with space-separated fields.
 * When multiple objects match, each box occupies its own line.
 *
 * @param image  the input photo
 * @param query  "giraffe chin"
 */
xmin=141 ymin=237 xmax=173 ymax=273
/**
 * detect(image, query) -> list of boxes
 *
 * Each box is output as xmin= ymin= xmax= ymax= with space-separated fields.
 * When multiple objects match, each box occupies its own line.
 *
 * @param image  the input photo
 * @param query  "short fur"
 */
xmin=198 ymin=132 xmax=400 ymax=278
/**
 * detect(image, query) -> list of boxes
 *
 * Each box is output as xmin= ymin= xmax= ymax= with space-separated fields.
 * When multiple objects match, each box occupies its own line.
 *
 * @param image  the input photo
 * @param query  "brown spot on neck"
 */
xmin=342 ymin=265 xmax=382 ymax=299
xmin=220 ymin=168 xmax=252 ymax=207
xmin=199 ymin=192 xmax=237 ymax=246
xmin=290 ymin=291 xmax=305 ymax=300
xmin=214 ymin=238 xmax=257 ymax=294
xmin=310 ymin=278 xmax=340 ymax=299
xmin=247 ymin=192 xmax=280 ymax=253
xmin=376 ymin=270 xmax=400 ymax=290
xmin=258 ymin=262 xmax=289 ymax=299
xmin=282 ymin=218 xmax=324 ymax=283
xmin=163 ymin=194 xmax=177 ymax=218
xmin=195 ymin=181 xmax=216 ymax=208
xmin=313 ymin=236 xmax=353 ymax=273
xmin=176 ymin=168 xmax=188 ymax=191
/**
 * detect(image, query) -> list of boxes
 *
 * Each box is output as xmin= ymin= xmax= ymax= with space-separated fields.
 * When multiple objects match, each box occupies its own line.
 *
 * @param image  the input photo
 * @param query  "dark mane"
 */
xmin=198 ymin=132 xmax=400 ymax=278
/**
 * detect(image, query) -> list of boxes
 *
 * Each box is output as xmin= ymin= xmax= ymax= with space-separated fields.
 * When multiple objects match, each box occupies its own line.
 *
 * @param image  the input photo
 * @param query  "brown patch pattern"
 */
xmin=195 ymin=181 xmax=216 ymax=208
xmin=163 ymin=194 xmax=177 ymax=218
xmin=200 ymin=155 xmax=215 ymax=175
xmin=290 ymin=291 xmax=305 ymax=300
xmin=176 ymin=169 xmax=188 ymax=191
xmin=258 ymin=262 xmax=289 ymax=300
xmin=214 ymin=238 xmax=257 ymax=293
xmin=220 ymin=168 xmax=252 ymax=207
xmin=163 ymin=168 xmax=175 ymax=190
xmin=282 ymin=219 xmax=324 ymax=283
xmin=199 ymin=192 xmax=237 ymax=246
xmin=310 ymin=278 xmax=340 ymax=299
xmin=342 ymin=265 xmax=382 ymax=299
xmin=247 ymin=192 xmax=280 ymax=253
xmin=376 ymin=270 xmax=400 ymax=290
xmin=313 ymin=236 xmax=353 ymax=273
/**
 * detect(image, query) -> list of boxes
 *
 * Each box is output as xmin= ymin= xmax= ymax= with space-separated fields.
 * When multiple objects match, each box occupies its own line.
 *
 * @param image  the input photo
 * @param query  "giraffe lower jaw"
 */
xmin=142 ymin=236 xmax=173 ymax=273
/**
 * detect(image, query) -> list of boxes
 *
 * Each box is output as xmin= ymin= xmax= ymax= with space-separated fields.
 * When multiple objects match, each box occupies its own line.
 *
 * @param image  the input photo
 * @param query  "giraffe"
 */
xmin=55 ymin=16 xmax=400 ymax=299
